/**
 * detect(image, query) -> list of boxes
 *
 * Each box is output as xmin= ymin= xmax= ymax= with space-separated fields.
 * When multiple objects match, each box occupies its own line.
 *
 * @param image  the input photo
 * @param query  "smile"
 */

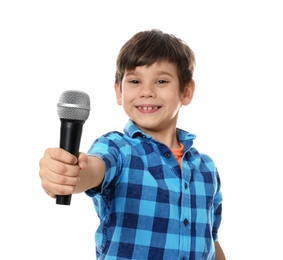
xmin=137 ymin=106 xmax=160 ymax=111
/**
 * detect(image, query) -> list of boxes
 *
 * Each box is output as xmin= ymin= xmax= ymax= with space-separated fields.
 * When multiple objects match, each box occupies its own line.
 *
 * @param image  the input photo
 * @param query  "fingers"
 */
xmin=44 ymin=189 xmax=56 ymax=198
xmin=39 ymin=148 xmax=81 ymax=197
xmin=41 ymin=176 xmax=79 ymax=196
xmin=47 ymin=147 xmax=78 ymax=165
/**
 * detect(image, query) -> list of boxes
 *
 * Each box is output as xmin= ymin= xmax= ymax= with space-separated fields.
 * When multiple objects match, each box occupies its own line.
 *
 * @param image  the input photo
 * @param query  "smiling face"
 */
xmin=115 ymin=61 xmax=195 ymax=139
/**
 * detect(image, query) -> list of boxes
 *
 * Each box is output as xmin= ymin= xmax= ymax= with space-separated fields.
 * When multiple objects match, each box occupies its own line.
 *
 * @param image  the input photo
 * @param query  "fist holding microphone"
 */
xmin=39 ymin=90 xmax=90 ymax=205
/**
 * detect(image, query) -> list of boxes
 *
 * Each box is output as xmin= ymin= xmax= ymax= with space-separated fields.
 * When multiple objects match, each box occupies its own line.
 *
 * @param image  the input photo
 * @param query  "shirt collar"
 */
xmin=124 ymin=119 xmax=196 ymax=150
xmin=123 ymin=119 xmax=151 ymax=139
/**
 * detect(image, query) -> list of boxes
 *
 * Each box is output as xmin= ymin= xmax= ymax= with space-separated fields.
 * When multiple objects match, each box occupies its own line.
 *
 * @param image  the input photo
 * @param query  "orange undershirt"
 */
xmin=170 ymin=143 xmax=184 ymax=167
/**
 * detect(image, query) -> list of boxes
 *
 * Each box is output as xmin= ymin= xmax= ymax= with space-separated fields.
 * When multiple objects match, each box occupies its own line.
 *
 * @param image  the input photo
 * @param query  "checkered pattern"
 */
xmin=86 ymin=120 xmax=223 ymax=260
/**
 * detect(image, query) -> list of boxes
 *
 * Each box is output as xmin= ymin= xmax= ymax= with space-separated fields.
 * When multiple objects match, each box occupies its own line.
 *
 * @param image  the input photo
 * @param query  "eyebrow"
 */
xmin=156 ymin=71 xmax=174 ymax=77
xmin=125 ymin=70 xmax=174 ymax=78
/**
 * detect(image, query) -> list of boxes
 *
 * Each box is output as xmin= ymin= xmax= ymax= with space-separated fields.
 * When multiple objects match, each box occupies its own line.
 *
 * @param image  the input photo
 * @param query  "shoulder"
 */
xmin=92 ymin=131 xmax=126 ymax=147
xmin=87 ymin=131 xmax=138 ymax=158
xmin=189 ymin=147 xmax=214 ymax=162
xmin=188 ymin=147 xmax=218 ymax=173
xmin=87 ymin=131 xmax=125 ymax=153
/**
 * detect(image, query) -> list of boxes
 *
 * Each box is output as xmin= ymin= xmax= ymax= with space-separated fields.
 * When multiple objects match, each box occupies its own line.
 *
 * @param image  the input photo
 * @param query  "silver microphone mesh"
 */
xmin=57 ymin=90 xmax=90 ymax=121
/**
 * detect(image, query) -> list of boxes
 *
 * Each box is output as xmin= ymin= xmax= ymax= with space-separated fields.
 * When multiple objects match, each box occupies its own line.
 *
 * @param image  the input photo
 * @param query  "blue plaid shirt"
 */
xmin=86 ymin=120 xmax=223 ymax=260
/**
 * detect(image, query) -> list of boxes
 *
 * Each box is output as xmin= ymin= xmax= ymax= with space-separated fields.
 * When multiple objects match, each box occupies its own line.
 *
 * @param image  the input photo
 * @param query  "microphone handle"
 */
xmin=56 ymin=119 xmax=84 ymax=205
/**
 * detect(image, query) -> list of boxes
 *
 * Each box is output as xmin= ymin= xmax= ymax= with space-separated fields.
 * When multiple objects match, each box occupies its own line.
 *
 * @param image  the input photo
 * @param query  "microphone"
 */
xmin=56 ymin=90 xmax=90 ymax=205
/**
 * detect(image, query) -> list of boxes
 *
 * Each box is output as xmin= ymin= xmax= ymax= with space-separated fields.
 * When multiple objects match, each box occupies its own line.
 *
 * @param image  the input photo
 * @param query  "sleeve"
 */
xmin=212 ymin=168 xmax=223 ymax=241
xmin=85 ymin=134 xmax=125 ymax=198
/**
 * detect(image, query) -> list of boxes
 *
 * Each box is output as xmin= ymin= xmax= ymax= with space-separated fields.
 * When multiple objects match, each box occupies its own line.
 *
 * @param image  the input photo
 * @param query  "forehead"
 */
xmin=125 ymin=61 xmax=178 ymax=75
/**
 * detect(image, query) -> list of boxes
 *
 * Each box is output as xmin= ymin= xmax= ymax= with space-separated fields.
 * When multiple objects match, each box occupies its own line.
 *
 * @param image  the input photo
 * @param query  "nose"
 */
xmin=139 ymin=83 xmax=155 ymax=98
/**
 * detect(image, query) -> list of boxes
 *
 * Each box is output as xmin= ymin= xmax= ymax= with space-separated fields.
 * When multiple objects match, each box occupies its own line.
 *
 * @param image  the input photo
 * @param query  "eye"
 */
xmin=129 ymin=79 xmax=140 ymax=84
xmin=156 ymin=80 xmax=168 ymax=84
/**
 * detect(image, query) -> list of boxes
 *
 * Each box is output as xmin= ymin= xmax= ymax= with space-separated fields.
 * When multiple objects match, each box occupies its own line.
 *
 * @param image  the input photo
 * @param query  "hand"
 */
xmin=39 ymin=148 xmax=88 ymax=198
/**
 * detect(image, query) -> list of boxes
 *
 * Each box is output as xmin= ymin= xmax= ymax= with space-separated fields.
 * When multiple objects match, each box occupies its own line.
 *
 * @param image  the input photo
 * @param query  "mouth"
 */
xmin=135 ymin=105 xmax=162 ymax=113
xmin=137 ymin=106 xmax=161 ymax=111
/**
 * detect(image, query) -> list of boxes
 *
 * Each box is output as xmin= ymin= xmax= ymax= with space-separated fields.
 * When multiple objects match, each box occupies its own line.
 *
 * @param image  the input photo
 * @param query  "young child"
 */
xmin=39 ymin=29 xmax=226 ymax=260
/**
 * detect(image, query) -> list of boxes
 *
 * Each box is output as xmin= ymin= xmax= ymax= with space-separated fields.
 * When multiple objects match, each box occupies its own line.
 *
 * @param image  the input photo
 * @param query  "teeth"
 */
xmin=139 ymin=106 xmax=158 ymax=110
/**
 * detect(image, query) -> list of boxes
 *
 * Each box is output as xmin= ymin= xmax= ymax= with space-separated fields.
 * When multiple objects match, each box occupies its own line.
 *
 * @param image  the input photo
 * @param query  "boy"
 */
xmin=39 ymin=29 xmax=226 ymax=259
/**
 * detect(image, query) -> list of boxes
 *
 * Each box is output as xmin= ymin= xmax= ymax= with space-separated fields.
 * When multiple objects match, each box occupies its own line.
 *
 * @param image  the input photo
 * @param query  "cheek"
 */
xmin=122 ymin=90 xmax=136 ymax=103
xmin=166 ymin=90 xmax=182 ymax=103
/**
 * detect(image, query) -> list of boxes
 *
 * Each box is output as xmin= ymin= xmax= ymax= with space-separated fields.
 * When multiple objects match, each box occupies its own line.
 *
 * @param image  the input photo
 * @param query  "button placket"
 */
xmin=183 ymin=218 xmax=189 ymax=226
xmin=164 ymin=152 xmax=171 ymax=158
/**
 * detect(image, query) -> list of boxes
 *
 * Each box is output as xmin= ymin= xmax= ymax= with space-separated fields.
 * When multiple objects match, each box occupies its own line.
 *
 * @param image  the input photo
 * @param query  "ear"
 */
xmin=114 ymin=83 xmax=122 ymax=105
xmin=181 ymin=79 xmax=195 ymax=106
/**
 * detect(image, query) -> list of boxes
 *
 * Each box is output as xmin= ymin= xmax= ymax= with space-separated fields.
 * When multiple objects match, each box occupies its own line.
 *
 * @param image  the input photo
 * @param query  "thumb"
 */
xmin=77 ymin=152 xmax=88 ymax=170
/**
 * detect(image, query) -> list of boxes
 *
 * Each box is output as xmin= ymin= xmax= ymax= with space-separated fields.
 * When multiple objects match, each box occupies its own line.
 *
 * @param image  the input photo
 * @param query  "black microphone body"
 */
xmin=56 ymin=90 xmax=90 ymax=205
xmin=56 ymin=120 xmax=84 ymax=205
xmin=60 ymin=119 xmax=83 ymax=156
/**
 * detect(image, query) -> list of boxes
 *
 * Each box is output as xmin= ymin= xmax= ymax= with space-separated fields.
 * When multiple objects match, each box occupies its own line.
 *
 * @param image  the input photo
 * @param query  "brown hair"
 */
xmin=115 ymin=29 xmax=195 ymax=92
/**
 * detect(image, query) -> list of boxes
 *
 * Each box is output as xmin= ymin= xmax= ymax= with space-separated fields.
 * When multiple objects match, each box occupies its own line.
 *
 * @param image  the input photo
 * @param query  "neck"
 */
xmin=143 ymin=126 xmax=179 ymax=149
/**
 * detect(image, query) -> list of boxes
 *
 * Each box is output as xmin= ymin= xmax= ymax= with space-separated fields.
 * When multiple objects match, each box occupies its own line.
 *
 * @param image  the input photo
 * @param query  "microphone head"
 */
xmin=57 ymin=90 xmax=90 ymax=121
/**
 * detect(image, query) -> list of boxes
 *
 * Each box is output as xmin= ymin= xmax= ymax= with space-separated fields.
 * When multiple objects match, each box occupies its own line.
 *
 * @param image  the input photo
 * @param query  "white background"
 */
xmin=1 ymin=1 xmax=282 ymax=259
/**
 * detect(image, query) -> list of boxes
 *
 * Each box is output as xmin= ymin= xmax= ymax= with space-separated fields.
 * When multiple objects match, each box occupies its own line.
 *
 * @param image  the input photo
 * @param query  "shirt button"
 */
xmin=164 ymin=152 xmax=171 ymax=158
xmin=184 ymin=182 xmax=188 ymax=189
xmin=183 ymin=218 xmax=189 ymax=226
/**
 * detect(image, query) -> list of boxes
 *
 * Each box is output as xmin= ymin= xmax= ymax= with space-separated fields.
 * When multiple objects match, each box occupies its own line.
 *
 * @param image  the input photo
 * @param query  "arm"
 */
xmin=215 ymin=241 xmax=226 ymax=260
xmin=39 ymin=148 xmax=105 ymax=198
xmin=74 ymin=154 xmax=105 ymax=193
